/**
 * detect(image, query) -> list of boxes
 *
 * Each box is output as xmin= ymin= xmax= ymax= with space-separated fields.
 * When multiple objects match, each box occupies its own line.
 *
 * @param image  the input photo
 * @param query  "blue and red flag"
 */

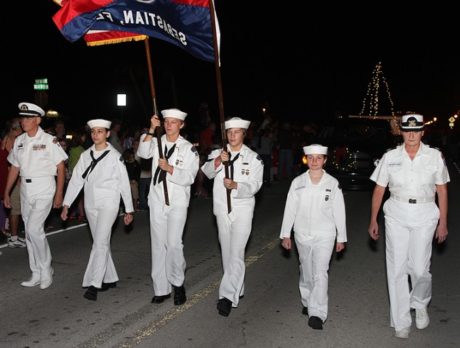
xmin=53 ymin=0 xmax=215 ymax=62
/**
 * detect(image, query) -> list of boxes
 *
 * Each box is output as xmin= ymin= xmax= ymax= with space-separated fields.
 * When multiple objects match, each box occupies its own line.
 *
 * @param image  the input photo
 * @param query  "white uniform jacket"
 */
xmin=280 ymin=170 xmax=347 ymax=243
xmin=201 ymin=145 xmax=264 ymax=215
xmin=137 ymin=134 xmax=199 ymax=207
xmin=63 ymin=143 xmax=134 ymax=212
xmin=371 ymin=142 xmax=450 ymax=196
xmin=7 ymin=127 xmax=68 ymax=177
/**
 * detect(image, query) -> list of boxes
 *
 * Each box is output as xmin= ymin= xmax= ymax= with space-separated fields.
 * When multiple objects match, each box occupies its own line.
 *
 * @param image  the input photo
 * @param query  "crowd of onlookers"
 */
xmin=2 ymin=104 xmax=460 ymax=252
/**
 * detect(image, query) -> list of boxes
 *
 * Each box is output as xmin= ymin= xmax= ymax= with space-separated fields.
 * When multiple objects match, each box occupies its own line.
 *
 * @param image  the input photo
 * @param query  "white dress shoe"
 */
xmin=39 ymin=267 xmax=54 ymax=289
xmin=21 ymin=276 xmax=41 ymax=287
xmin=39 ymin=277 xmax=53 ymax=289
xmin=395 ymin=327 xmax=410 ymax=339
xmin=416 ymin=308 xmax=430 ymax=329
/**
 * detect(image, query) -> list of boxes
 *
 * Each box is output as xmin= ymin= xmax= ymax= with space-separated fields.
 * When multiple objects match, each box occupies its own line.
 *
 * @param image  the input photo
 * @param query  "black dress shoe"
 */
xmin=100 ymin=282 xmax=117 ymax=292
xmin=217 ymin=298 xmax=232 ymax=317
xmin=173 ymin=285 xmax=187 ymax=305
xmin=302 ymin=306 xmax=308 ymax=315
xmin=84 ymin=286 xmax=98 ymax=301
xmin=151 ymin=294 xmax=171 ymax=303
xmin=308 ymin=316 xmax=323 ymax=330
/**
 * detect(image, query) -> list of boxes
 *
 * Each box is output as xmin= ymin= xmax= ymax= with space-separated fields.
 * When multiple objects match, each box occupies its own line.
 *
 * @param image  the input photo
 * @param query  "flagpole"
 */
xmin=144 ymin=38 xmax=170 ymax=206
xmin=209 ymin=0 xmax=231 ymax=214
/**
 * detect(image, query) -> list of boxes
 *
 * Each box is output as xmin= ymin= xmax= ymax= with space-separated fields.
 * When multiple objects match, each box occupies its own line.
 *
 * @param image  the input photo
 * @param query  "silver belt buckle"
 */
xmin=408 ymin=198 xmax=416 ymax=204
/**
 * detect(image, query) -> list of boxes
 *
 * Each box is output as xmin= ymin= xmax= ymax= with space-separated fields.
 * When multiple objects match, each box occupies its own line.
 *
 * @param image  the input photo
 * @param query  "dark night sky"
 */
xmin=2 ymin=2 xmax=459 ymax=128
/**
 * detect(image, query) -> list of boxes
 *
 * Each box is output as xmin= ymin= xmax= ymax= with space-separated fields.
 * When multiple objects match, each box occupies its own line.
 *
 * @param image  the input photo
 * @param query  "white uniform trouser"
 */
xmin=82 ymin=200 xmax=120 ymax=288
xmin=295 ymin=233 xmax=335 ymax=322
xmin=383 ymin=199 xmax=439 ymax=330
xmin=20 ymin=177 xmax=55 ymax=281
xmin=149 ymin=197 xmax=187 ymax=296
xmin=216 ymin=207 xmax=253 ymax=307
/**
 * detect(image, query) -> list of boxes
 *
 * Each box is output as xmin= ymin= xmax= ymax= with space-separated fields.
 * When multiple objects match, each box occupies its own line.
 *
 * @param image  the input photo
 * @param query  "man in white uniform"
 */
xmin=368 ymin=114 xmax=449 ymax=339
xmin=201 ymin=117 xmax=264 ymax=317
xmin=3 ymin=102 xmax=67 ymax=289
xmin=61 ymin=119 xmax=134 ymax=300
xmin=137 ymin=108 xmax=199 ymax=305
xmin=280 ymin=144 xmax=346 ymax=330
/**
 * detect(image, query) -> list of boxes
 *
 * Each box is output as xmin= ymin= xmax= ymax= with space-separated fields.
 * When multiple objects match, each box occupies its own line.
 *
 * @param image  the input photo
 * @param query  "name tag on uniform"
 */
xmin=32 ymin=144 xmax=46 ymax=151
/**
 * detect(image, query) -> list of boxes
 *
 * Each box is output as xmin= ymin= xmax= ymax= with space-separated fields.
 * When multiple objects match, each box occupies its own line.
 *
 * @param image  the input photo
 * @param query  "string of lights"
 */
xmin=359 ymin=62 xmax=395 ymax=117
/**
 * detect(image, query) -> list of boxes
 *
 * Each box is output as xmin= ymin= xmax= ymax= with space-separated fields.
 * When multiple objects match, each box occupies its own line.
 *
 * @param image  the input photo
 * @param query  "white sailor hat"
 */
xmin=303 ymin=144 xmax=328 ymax=155
xmin=400 ymin=114 xmax=424 ymax=131
xmin=87 ymin=119 xmax=112 ymax=129
xmin=18 ymin=102 xmax=45 ymax=117
xmin=161 ymin=108 xmax=187 ymax=121
xmin=225 ymin=117 xmax=251 ymax=130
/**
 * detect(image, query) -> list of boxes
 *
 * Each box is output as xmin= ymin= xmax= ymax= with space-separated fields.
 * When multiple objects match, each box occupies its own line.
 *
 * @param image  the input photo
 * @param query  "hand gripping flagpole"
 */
xmin=144 ymin=38 xmax=170 ymax=206
xmin=209 ymin=0 xmax=231 ymax=214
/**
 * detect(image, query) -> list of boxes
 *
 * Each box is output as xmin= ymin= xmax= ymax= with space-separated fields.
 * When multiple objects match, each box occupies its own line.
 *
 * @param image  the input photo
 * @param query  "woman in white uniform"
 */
xmin=61 ymin=119 xmax=134 ymax=301
xmin=368 ymin=114 xmax=449 ymax=339
xmin=201 ymin=117 xmax=264 ymax=317
xmin=137 ymin=109 xmax=199 ymax=306
xmin=280 ymin=144 xmax=347 ymax=330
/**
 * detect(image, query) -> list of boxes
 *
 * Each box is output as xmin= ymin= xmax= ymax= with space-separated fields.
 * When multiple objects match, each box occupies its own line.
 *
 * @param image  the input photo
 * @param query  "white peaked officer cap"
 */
xmin=225 ymin=117 xmax=251 ymax=130
xmin=161 ymin=108 xmax=187 ymax=121
xmin=18 ymin=102 xmax=45 ymax=117
xmin=87 ymin=119 xmax=112 ymax=129
xmin=303 ymin=144 xmax=328 ymax=155
xmin=400 ymin=114 xmax=424 ymax=130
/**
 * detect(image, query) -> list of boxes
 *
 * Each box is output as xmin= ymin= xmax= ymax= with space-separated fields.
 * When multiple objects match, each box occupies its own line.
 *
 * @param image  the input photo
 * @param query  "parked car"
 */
xmin=326 ymin=146 xmax=375 ymax=190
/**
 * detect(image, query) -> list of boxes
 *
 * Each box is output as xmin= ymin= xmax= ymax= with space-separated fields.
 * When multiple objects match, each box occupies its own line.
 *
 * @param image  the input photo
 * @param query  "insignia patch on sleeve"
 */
xmin=256 ymin=154 xmax=263 ymax=162
xmin=120 ymin=155 xmax=124 ymax=162
xmin=191 ymin=146 xmax=198 ymax=156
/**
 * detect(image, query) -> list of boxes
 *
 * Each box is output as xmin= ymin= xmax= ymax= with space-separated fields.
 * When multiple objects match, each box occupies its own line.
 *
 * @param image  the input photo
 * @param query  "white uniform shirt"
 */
xmin=370 ymin=142 xmax=450 ymax=198
xmin=137 ymin=134 xmax=199 ymax=207
xmin=7 ymin=127 xmax=68 ymax=177
xmin=201 ymin=145 xmax=264 ymax=215
xmin=280 ymin=171 xmax=347 ymax=242
xmin=63 ymin=143 xmax=134 ymax=212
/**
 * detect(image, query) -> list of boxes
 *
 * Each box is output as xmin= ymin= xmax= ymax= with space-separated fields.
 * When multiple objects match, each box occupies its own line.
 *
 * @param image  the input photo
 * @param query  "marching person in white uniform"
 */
xmin=368 ymin=114 xmax=449 ymax=339
xmin=201 ymin=117 xmax=264 ymax=317
xmin=3 ymin=102 xmax=67 ymax=289
xmin=280 ymin=144 xmax=346 ymax=330
xmin=61 ymin=119 xmax=134 ymax=301
xmin=137 ymin=108 xmax=199 ymax=305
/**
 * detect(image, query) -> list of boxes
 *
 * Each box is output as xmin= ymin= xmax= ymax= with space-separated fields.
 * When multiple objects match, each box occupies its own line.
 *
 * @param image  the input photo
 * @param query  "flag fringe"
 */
xmin=86 ymin=35 xmax=148 ymax=47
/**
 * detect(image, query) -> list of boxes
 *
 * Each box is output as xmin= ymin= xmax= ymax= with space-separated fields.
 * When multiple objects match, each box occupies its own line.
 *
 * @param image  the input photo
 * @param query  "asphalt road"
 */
xmin=0 ymin=170 xmax=459 ymax=348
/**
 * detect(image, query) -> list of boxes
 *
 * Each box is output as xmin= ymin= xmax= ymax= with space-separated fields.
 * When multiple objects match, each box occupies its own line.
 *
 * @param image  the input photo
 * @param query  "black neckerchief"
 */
xmin=229 ymin=153 xmax=240 ymax=179
xmin=82 ymin=150 xmax=110 ymax=179
xmin=153 ymin=144 xmax=176 ymax=185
